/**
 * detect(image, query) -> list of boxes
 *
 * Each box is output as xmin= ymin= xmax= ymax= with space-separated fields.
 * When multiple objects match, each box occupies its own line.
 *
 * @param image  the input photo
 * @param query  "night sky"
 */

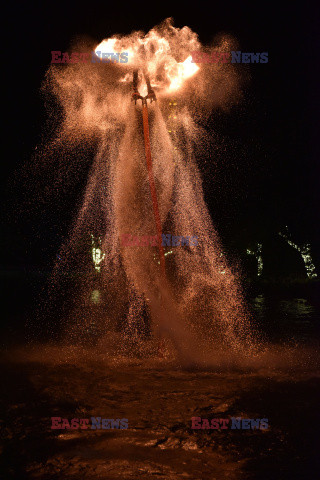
xmin=2 ymin=2 xmax=319 ymax=274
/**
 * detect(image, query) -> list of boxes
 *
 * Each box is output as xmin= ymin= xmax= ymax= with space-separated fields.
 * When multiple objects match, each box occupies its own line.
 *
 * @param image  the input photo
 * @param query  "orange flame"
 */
xmin=94 ymin=21 xmax=200 ymax=95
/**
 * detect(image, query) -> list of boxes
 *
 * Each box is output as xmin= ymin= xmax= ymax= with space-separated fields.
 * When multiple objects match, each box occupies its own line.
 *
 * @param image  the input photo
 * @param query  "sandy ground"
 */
xmin=1 ymin=345 xmax=319 ymax=480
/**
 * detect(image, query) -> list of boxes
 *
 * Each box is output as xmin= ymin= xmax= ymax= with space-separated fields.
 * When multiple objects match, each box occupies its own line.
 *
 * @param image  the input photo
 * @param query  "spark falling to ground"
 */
xmin=42 ymin=18 xmax=256 ymax=364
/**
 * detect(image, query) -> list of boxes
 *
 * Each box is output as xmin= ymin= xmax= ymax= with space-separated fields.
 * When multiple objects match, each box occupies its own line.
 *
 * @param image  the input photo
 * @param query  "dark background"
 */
xmin=1 ymin=2 xmax=319 ymax=300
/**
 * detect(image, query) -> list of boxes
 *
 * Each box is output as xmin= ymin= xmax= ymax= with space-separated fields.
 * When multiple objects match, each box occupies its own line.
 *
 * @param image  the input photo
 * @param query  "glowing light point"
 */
xmin=91 ymin=234 xmax=105 ymax=273
xmin=247 ymin=243 xmax=263 ymax=277
xmin=91 ymin=289 xmax=101 ymax=304
xmin=279 ymin=231 xmax=318 ymax=279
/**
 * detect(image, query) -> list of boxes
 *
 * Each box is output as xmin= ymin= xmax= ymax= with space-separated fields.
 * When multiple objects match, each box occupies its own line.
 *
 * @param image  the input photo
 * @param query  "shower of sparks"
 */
xmin=46 ymin=18 xmax=254 ymax=360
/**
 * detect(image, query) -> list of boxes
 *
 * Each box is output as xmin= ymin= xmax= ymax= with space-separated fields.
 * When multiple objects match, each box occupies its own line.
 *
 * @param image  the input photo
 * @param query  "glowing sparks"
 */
xmin=153 ymin=249 xmax=173 ymax=265
xmin=167 ymin=98 xmax=178 ymax=158
xmin=48 ymin=19 xmax=253 ymax=357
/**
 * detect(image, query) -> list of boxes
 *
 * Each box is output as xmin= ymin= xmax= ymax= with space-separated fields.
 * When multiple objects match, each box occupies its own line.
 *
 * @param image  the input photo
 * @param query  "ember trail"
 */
xmin=46 ymin=18 xmax=256 ymax=363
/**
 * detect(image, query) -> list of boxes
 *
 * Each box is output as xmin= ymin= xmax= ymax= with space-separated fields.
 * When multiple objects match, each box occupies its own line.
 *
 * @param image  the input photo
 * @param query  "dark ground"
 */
xmin=0 ymin=340 xmax=319 ymax=480
xmin=1 ymin=278 xmax=320 ymax=479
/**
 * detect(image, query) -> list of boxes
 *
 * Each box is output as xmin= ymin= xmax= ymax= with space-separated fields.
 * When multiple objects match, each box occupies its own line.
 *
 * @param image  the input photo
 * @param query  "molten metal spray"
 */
xmin=42 ymin=18 xmax=256 ymax=363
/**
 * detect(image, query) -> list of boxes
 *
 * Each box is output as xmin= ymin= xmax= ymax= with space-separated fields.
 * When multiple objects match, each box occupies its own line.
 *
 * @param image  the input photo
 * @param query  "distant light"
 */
xmin=91 ymin=234 xmax=105 ymax=273
xmin=279 ymin=231 xmax=318 ymax=279
xmin=246 ymin=243 xmax=263 ymax=276
xmin=91 ymin=289 xmax=101 ymax=304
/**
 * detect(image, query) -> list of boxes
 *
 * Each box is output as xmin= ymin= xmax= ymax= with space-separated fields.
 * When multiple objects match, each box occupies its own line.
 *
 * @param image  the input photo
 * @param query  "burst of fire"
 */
xmin=165 ymin=55 xmax=199 ymax=91
xmin=94 ymin=23 xmax=200 ymax=95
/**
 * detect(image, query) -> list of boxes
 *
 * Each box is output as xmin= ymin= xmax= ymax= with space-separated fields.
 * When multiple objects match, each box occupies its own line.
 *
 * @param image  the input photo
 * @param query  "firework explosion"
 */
xmin=41 ymin=18 xmax=255 ymax=364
